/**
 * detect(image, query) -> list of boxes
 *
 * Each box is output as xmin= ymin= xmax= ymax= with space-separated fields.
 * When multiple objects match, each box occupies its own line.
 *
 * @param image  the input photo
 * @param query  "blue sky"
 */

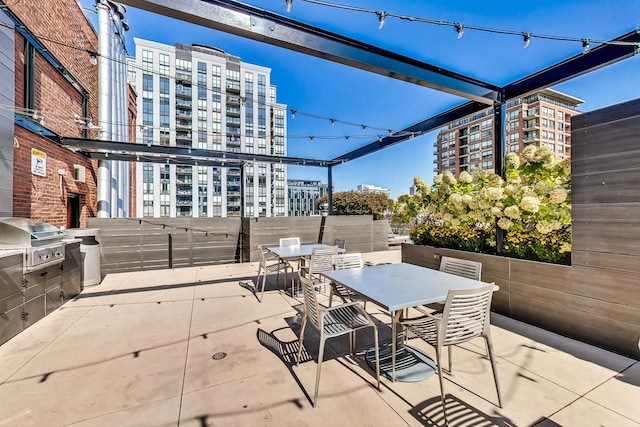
xmin=79 ymin=0 xmax=640 ymax=198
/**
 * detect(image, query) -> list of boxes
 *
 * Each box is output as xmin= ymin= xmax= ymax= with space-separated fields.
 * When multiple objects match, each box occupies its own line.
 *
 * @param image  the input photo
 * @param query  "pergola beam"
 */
xmin=117 ymin=0 xmax=500 ymax=104
xmin=61 ymin=137 xmax=334 ymax=167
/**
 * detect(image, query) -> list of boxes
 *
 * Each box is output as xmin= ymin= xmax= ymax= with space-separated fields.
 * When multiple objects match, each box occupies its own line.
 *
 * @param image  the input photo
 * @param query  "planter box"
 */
xmin=402 ymin=243 xmax=640 ymax=358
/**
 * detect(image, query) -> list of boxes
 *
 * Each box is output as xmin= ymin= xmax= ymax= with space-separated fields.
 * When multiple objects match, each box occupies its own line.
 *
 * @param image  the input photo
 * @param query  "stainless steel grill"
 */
xmin=0 ymin=217 xmax=67 ymax=272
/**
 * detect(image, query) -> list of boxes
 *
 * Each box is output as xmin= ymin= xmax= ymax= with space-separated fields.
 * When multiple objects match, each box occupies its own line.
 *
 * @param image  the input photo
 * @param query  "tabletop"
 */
xmin=266 ymin=243 xmax=336 ymax=259
xmin=322 ymin=262 xmax=494 ymax=312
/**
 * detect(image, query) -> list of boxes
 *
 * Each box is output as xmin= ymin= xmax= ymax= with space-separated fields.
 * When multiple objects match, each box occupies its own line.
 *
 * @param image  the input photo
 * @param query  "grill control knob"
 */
xmin=54 ymin=251 xmax=62 ymax=257
xmin=40 ymin=254 xmax=50 ymax=260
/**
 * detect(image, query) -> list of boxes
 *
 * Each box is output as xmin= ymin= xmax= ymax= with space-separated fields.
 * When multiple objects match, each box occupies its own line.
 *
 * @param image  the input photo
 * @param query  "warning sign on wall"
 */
xmin=31 ymin=148 xmax=46 ymax=177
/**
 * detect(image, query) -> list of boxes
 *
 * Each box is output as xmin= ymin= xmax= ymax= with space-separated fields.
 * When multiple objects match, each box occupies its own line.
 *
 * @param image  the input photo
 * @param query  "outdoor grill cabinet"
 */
xmin=0 ymin=241 xmax=81 ymax=346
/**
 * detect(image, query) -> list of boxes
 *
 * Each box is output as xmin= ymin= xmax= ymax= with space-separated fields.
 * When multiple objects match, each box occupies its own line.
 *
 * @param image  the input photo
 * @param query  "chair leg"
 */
xmin=485 ymin=334 xmax=502 ymax=408
xmin=258 ymin=268 xmax=266 ymax=302
xmin=296 ymin=315 xmax=307 ymax=366
xmin=313 ymin=335 xmax=327 ymax=408
xmin=372 ymin=324 xmax=380 ymax=390
xmin=435 ymin=345 xmax=449 ymax=426
xmin=448 ymin=346 xmax=453 ymax=373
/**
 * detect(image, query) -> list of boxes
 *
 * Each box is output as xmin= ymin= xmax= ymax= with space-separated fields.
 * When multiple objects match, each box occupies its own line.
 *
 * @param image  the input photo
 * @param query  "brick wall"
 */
xmin=7 ymin=0 xmax=99 ymax=122
xmin=9 ymin=0 xmax=100 ymax=227
xmin=13 ymin=127 xmax=98 ymax=228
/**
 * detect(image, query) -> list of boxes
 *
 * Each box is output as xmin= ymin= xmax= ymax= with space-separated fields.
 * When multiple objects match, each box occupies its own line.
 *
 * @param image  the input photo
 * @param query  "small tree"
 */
xmin=316 ymin=191 xmax=392 ymax=219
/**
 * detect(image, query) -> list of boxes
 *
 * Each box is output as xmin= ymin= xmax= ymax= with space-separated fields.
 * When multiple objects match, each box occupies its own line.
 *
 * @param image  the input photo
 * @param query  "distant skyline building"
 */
xmin=288 ymin=179 xmax=329 ymax=216
xmin=435 ymin=88 xmax=583 ymax=176
xmin=357 ymin=184 xmax=391 ymax=198
xmin=129 ymin=38 xmax=288 ymax=218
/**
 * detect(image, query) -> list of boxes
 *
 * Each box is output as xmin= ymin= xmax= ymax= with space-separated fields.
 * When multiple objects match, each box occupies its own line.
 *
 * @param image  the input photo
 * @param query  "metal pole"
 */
xmin=327 ymin=165 xmax=333 ymax=215
xmin=168 ymin=233 xmax=173 ymax=269
xmin=493 ymin=98 xmax=507 ymax=253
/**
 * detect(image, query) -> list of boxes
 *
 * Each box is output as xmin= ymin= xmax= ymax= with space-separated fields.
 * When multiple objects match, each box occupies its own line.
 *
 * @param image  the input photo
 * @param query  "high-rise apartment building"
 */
xmin=287 ymin=179 xmax=329 ymax=216
xmin=129 ymin=39 xmax=288 ymax=217
xmin=435 ymin=88 xmax=583 ymax=176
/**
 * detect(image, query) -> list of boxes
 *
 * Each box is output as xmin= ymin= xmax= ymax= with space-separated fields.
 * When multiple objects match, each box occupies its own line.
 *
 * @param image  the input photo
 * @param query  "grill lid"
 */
xmin=0 ymin=217 xmax=67 ymax=248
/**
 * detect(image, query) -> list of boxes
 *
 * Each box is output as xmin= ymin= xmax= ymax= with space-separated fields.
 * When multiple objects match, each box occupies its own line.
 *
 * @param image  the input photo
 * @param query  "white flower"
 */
xmin=497 ymin=217 xmax=514 ymax=230
xmin=504 ymin=205 xmax=521 ymax=219
xmin=521 ymin=145 xmax=537 ymax=162
xmin=433 ymin=174 xmax=443 ymax=185
xmin=443 ymin=171 xmax=457 ymax=185
xmin=459 ymin=171 xmax=473 ymax=184
xmin=462 ymin=194 xmax=473 ymax=204
xmin=536 ymin=221 xmax=553 ymax=234
xmin=450 ymin=193 xmax=462 ymax=204
xmin=505 ymin=152 xmax=520 ymax=169
xmin=549 ymin=188 xmax=568 ymax=204
xmin=520 ymin=196 xmax=540 ymax=213
xmin=534 ymin=146 xmax=554 ymax=164
xmin=534 ymin=181 xmax=553 ymax=196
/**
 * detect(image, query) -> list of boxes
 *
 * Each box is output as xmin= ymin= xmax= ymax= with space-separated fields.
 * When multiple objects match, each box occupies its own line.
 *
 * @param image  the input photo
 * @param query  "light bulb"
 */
xmin=582 ymin=39 xmax=590 ymax=54
xmin=455 ymin=24 xmax=464 ymax=39
xmin=377 ymin=11 xmax=386 ymax=29
xmin=523 ymin=33 xmax=531 ymax=49
xmin=285 ymin=0 xmax=292 ymax=12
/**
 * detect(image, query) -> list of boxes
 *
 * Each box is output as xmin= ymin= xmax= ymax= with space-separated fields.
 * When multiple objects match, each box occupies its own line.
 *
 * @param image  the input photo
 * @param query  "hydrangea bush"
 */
xmin=407 ymin=145 xmax=571 ymax=264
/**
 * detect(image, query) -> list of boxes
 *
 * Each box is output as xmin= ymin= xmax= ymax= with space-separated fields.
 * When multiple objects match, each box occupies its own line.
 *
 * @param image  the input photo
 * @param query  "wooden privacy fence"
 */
xmin=88 ymin=216 xmax=388 ymax=276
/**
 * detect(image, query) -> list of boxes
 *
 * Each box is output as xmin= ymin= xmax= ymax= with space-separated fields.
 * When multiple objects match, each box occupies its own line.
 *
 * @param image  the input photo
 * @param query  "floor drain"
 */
xmin=212 ymin=352 xmax=227 ymax=360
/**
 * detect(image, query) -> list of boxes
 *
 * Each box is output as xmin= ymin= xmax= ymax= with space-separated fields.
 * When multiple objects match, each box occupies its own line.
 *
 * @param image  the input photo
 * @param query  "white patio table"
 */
xmin=266 ymin=243 xmax=343 ymax=296
xmin=321 ymin=262 xmax=496 ymax=382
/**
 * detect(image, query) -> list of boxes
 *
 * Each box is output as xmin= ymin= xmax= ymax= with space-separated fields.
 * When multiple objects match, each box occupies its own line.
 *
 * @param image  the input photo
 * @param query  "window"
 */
xmin=142 ymin=49 xmax=153 ymax=72
xmin=159 ymin=53 xmax=169 ymax=76
xmin=509 ymin=110 xmax=519 ymax=120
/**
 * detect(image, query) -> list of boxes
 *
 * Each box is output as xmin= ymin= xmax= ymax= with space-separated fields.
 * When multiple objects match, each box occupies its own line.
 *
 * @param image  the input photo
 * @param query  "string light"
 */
xmin=582 ymin=38 xmax=590 ymax=54
xmin=88 ymin=51 xmax=98 ymax=65
xmin=286 ymin=0 xmax=292 ymax=12
xmin=376 ymin=11 xmax=386 ymax=29
xmin=330 ymin=118 xmax=335 ymax=127
xmin=523 ymin=33 xmax=531 ymax=49
xmin=299 ymin=0 xmax=638 ymax=53
xmin=290 ymin=109 xmax=296 ymax=119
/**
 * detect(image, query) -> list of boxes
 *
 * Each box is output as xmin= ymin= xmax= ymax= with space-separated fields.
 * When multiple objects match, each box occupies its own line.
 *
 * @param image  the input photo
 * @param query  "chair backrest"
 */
xmin=279 ymin=237 xmax=300 ymax=246
xmin=257 ymin=245 xmax=270 ymax=268
xmin=308 ymin=246 xmax=339 ymax=274
xmin=331 ymin=253 xmax=363 ymax=270
xmin=299 ymin=273 xmax=322 ymax=330
xmin=440 ymin=283 xmax=495 ymax=347
xmin=333 ymin=239 xmax=346 ymax=250
xmin=440 ymin=256 xmax=482 ymax=281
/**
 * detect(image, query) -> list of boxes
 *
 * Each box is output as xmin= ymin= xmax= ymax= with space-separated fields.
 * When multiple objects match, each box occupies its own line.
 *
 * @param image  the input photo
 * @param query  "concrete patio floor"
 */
xmin=0 ymin=250 xmax=638 ymax=427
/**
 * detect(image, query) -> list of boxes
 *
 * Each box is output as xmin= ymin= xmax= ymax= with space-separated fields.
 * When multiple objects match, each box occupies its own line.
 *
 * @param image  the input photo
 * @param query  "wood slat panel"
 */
xmin=571 ymin=98 xmax=640 ymax=131
xmin=510 ymin=294 xmax=639 ymax=358
xmin=572 ymin=168 xmax=640 ymax=204
xmin=571 ymin=117 xmax=640 ymax=160
xmin=511 ymin=281 xmax=640 ymax=326
xmin=572 ymin=203 xmax=640 ymax=222
xmin=571 ymin=250 xmax=640 ymax=273
xmin=572 ymin=221 xmax=640 ymax=255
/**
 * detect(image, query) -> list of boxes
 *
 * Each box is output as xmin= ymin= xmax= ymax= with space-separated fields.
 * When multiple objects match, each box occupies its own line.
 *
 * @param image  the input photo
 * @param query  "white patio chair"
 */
xmin=399 ymin=283 xmax=501 ymax=425
xmin=299 ymin=245 xmax=339 ymax=292
xmin=295 ymin=273 xmax=380 ymax=407
xmin=424 ymin=256 xmax=482 ymax=311
xmin=279 ymin=237 xmax=300 ymax=246
xmin=328 ymin=253 xmax=367 ymax=307
xmin=333 ymin=238 xmax=346 ymax=250
xmin=256 ymin=244 xmax=292 ymax=302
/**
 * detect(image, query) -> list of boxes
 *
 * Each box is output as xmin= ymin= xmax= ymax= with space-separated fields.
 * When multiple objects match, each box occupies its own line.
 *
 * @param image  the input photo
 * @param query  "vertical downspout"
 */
xmin=96 ymin=0 xmax=112 ymax=218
